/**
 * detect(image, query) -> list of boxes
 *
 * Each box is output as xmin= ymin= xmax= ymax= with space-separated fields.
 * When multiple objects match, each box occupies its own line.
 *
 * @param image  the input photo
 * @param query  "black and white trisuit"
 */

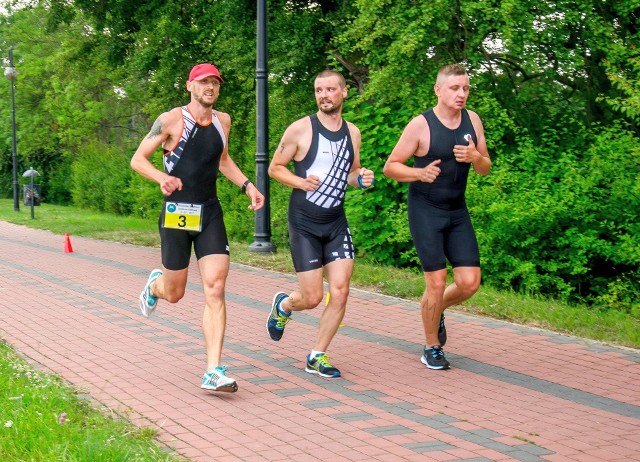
xmin=288 ymin=113 xmax=355 ymax=272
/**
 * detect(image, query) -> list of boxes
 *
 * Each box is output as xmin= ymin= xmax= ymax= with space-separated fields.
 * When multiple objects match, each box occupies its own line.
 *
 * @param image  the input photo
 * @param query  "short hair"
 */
xmin=436 ymin=64 xmax=467 ymax=85
xmin=315 ymin=69 xmax=346 ymax=88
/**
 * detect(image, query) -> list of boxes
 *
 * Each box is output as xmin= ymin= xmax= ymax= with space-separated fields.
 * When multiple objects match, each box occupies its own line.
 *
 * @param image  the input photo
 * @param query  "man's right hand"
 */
xmin=298 ymin=175 xmax=321 ymax=192
xmin=160 ymin=175 xmax=183 ymax=196
xmin=418 ymin=159 xmax=442 ymax=183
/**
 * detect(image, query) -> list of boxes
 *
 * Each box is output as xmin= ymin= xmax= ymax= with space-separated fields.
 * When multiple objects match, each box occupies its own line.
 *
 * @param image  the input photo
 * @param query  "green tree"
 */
xmin=332 ymin=0 xmax=639 ymax=307
xmin=0 ymin=0 xmax=637 ymax=310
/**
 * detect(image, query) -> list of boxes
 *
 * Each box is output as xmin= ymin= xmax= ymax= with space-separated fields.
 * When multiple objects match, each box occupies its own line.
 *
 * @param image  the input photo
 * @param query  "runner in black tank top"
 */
xmin=164 ymin=106 xmax=224 ymax=204
xmin=411 ymin=108 xmax=476 ymax=211
xmin=384 ymin=64 xmax=491 ymax=371
xmin=408 ymin=108 xmax=480 ymax=273
xmin=159 ymin=107 xmax=229 ymax=271
xmin=131 ymin=63 xmax=265 ymax=392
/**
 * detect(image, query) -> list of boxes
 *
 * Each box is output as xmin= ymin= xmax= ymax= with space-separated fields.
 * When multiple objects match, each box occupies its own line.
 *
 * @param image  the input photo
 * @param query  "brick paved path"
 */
xmin=0 ymin=221 xmax=639 ymax=462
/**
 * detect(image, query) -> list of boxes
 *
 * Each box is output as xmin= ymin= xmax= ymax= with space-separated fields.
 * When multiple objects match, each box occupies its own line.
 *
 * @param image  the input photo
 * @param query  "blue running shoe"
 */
xmin=139 ymin=269 xmax=162 ymax=317
xmin=305 ymin=353 xmax=341 ymax=378
xmin=267 ymin=291 xmax=290 ymax=341
xmin=421 ymin=345 xmax=450 ymax=370
xmin=201 ymin=366 xmax=238 ymax=392
xmin=438 ymin=313 xmax=447 ymax=347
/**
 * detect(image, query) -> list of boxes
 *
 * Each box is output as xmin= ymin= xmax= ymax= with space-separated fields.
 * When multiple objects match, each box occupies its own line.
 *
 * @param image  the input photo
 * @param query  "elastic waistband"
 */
xmin=164 ymin=197 xmax=219 ymax=207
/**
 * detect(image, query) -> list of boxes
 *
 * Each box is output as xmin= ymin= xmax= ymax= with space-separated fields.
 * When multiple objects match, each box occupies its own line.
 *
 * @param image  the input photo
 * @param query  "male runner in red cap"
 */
xmin=131 ymin=63 xmax=264 ymax=392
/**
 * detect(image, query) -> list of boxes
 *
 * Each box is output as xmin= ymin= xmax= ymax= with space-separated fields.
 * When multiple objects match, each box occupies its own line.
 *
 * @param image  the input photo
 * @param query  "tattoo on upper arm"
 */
xmin=146 ymin=118 xmax=162 ymax=139
xmin=279 ymin=142 xmax=285 ymax=153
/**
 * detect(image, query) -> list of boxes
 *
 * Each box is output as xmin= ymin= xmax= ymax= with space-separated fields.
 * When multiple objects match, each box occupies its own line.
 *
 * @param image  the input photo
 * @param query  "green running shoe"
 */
xmin=267 ymin=291 xmax=290 ymax=341
xmin=305 ymin=353 xmax=341 ymax=378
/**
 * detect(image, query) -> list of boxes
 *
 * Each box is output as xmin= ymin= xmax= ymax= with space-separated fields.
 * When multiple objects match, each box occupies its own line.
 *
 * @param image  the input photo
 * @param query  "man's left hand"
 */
xmin=246 ymin=183 xmax=265 ymax=211
xmin=359 ymin=168 xmax=375 ymax=188
xmin=453 ymin=137 xmax=481 ymax=164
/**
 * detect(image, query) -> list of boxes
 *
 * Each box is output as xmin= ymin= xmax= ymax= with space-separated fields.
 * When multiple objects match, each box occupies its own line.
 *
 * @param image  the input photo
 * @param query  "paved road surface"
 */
xmin=0 ymin=221 xmax=638 ymax=461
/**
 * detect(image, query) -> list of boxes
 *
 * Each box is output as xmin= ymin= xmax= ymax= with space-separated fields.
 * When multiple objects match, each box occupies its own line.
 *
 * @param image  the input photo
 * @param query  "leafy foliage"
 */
xmin=71 ymin=142 xmax=135 ymax=215
xmin=0 ymin=0 xmax=637 ymax=312
xmin=472 ymin=124 xmax=639 ymax=312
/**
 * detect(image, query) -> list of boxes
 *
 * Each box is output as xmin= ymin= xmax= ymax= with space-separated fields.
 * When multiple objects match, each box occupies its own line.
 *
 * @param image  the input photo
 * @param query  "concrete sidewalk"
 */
xmin=0 ymin=220 xmax=638 ymax=462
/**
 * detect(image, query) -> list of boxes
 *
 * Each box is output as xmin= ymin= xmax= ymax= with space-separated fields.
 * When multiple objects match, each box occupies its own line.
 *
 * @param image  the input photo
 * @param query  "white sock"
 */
xmin=309 ymin=350 xmax=325 ymax=359
xmin=277 ymin=297 xmax=291 ymax=315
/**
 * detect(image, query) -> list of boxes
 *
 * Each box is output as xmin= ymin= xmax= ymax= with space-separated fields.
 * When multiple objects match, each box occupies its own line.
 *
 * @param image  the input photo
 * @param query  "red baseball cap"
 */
xmin=188 ymin=63 xmax=224 ymax=83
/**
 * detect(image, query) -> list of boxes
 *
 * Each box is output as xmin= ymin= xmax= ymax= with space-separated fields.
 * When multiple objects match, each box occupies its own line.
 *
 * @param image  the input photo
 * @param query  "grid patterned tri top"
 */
xmin=290 ymin=113 xmax=355 ymax=221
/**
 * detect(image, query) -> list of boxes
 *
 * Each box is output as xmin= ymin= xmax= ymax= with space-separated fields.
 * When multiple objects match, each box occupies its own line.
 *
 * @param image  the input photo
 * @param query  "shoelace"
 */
xmin=276 ymin=313 xmax=290 ymax=329
xmin=430 ymin=348 xmax=444 ymax=360
xmin=215 ymin=365 xmax=229 ymax=376
xmin=314 ymin=354 xmax=332 ymax=368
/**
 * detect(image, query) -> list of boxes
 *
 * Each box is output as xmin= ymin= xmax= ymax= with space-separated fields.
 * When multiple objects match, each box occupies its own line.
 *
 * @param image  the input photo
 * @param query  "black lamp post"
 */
xmin=249 ymin=0 xmax=276 ymax=253
xmin=4 ymin=47 xmax=19 ymax=211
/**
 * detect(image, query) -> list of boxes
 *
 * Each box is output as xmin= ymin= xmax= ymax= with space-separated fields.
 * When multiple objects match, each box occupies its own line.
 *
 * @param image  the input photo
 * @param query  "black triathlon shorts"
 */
xmin=288 ymin=219 xmax=354 ymax=273
xmin=408 ymin=192 xmax=480 ymax=272
xmin=158 ymin=199 xmax=229 ymax=271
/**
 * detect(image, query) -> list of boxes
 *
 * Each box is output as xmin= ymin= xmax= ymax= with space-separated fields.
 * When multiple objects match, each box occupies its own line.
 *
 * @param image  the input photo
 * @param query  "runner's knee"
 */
xmin=425 ymin=277 xmax=447 ymax=294
xmin=455 ymin=271 xmax=481 ymax=298
xmin=294 ymin=289 xmax=323 ymax=309
xmin=327 ymin=286 xmax=349 ymax=306
xmin=203 ymin=279 xmax=226 ymax=301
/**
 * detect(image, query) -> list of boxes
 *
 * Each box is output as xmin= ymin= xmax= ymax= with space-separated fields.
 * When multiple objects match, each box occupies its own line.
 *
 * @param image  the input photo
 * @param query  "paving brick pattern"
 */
xmin=0 ymin=221 xmax=639 ymax=462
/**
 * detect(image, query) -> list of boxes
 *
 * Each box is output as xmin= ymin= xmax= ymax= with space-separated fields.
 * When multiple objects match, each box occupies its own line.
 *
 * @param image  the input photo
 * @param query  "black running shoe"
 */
xmin=267 ymin=291 xmax=290 ymax=341
xmin=305 ymin=353 xmax=341 ymax=378
xmin=421 ymin=345 xmax=450 ymax=370
xmin=438 ymin=313 xmax=447 ymax=347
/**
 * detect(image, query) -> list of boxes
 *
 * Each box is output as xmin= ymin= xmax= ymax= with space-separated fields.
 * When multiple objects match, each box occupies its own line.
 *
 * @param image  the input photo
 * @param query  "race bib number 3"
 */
xmin=163 ymin=202 xmax=203 ymax=232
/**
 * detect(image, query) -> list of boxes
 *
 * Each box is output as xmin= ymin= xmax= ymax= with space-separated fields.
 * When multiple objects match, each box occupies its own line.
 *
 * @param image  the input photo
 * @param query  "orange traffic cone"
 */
xmin=64 ymin=233 xmax=74 ymax=253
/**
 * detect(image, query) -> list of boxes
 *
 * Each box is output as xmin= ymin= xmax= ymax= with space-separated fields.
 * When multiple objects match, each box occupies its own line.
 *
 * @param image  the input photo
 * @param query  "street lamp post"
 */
xmin=249 ymin=0 xmax=275 ymax=253
xmin=4 ymin=47 xmax=19 ymax=211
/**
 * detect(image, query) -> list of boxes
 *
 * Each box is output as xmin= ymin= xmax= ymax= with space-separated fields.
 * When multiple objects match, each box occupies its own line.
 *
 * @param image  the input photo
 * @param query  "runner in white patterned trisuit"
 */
xmin=267 ymin=70 xmax=374 ymax=378
xmin=302 ymin=115 xmax=352 ymax=209
xmin=287 ymin=113 xmax=355 ymax=273
xmin=130 ymin=63 xmax=264 ymax=392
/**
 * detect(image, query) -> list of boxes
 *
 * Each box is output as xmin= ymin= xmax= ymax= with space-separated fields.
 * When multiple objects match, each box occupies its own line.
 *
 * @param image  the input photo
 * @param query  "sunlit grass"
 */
xmin=0 ymin=201 xmax=160 ymax=246
xmin=467 ymin=287 xmax=640 ymax=347
xmin=0 ymin=341 xmax=184 ymax=461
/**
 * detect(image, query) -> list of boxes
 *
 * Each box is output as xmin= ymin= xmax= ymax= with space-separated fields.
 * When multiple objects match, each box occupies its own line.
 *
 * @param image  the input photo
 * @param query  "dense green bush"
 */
xmin=71 ymin=143 xmax=134 ymax=215
xmin=41 ymin=159 xmax=73 ymax=205
xmin=472 ymin=124 xmax=639 ymax=312
xmin=1 ymin=0 xmax=638 ymax=314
